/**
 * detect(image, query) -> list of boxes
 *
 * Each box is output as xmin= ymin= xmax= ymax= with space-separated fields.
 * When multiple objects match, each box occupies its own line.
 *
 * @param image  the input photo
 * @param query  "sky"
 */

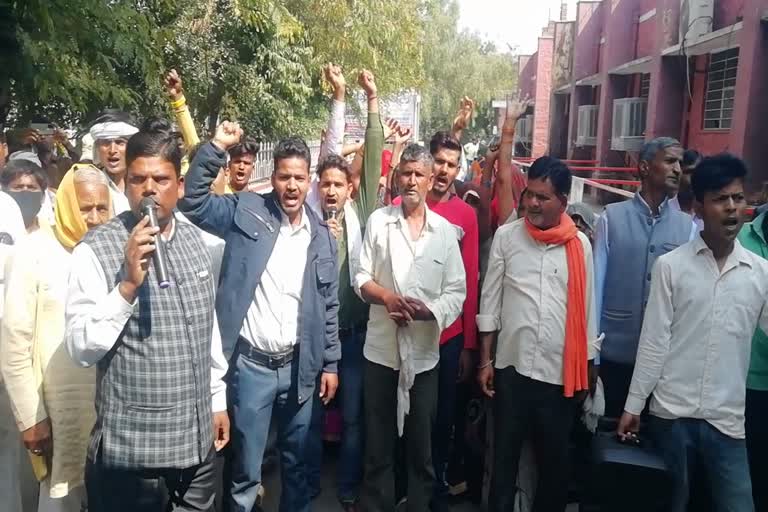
xmin=457 ymin=0 xmax=578 ymax=55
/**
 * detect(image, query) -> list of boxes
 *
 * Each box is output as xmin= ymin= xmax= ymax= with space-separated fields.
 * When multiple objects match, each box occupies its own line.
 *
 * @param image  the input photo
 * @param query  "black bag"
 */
xmin=581 ymin=431 xmax=672 ymax=512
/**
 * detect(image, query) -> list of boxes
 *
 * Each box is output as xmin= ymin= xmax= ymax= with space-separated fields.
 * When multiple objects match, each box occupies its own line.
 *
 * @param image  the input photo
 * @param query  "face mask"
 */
xmin=7 ymin=190 xmax=44 ymax=228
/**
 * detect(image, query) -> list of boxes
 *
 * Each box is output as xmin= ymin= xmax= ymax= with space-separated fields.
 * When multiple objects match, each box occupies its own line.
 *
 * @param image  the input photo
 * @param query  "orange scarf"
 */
xmin=524 ymin=213 xmax=588 ymax=397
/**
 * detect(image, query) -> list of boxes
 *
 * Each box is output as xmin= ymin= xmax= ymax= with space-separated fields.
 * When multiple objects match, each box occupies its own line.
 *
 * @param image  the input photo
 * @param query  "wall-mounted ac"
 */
xmin=680 ymin=0 xmax=714 ymax=47
xmin=515 ymin=115 xmax=533 ymax=143
xmin=576 ymin=105 xmax=599 ymax=147
xmin=611 ymin=98 xmax=647 ymax=151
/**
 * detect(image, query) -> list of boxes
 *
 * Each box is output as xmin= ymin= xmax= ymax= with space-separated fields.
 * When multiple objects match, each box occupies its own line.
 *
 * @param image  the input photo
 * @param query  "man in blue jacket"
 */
xmin=179 ymin=121 xmax=340 ymax=512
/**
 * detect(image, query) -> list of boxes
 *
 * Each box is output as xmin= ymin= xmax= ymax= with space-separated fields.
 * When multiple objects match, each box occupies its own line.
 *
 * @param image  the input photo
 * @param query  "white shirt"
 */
xmin=625 ymin=237 xmax=768 ymax=438
xmin=240 ymin=207 xmax=311 ymax=353
xmin=355 ymin=205 xmax=466 ymax=372
xmin=0 ymin=192 xmax=25 ymax=321
xmin=105 ymin=177 xmax=130 ymax=215
xmin=477 ymin=219 xmax=600 ymax=385
xmin=64 ymin=219 xmax=227 ymax=412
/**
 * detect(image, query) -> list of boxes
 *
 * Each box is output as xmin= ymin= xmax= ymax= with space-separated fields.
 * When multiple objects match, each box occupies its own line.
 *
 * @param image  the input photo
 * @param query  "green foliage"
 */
xmin=2 ymin=0 xmax=517 ymax=141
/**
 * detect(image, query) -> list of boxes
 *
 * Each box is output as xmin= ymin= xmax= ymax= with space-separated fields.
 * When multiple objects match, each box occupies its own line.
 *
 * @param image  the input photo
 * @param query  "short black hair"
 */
xmin=229 ymin=137 xmax=259 ymax=160
xmin=0 ymin=159 xmax=48 ymax=190
xmin=682 ymin=149 xmax=702 ymax=168
xmin=273 ymin=136 xmax=311 ymax=172
xmin=429 ymin=131 xmax=462 ymax=157
xmin=126 ymin=128 xmax=184 ymax=177
xmin=527 ymin=156 xmax=572 ymax=196
xmin=316 ymin=154 xmax=351 ymax=181
xmin=691 ymin=153 xmax=747 ymax=202
xmin=140 ymin=116 xmax=173 ymax=134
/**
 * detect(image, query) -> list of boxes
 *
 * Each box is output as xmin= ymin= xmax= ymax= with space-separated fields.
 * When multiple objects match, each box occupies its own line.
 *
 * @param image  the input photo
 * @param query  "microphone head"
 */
xmin=139 ymin=197 xmax=158 ymax=213
xmin=328 ymin=206 xmax=338 ymax=220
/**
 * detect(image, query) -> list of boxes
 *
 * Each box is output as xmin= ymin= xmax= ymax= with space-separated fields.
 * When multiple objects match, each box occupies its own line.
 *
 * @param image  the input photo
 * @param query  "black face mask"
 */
xmin=7 ymin=191 xmax=44 ymax=228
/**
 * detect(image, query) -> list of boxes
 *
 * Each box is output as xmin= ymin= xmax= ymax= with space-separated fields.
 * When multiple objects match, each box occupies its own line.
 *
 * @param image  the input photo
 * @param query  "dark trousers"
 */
xmin=86 ymin=445 xmax=217 ymax=512
xmin=747 ymin=388 xmax=768 ymax=512
xmin=361 ymin=360 xmax=438 ymax=512
xmin=490 ymin=367 xmax=577 ymax=512
xmin=600 ymin=359 xmax=635 ymax=419
xmin=432 ymin=334 xmax=464 ymax=500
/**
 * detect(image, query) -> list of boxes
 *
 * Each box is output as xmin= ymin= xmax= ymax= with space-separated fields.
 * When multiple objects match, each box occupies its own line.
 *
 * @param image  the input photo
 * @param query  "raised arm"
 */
xmin=451 ymin=96 xmax=475 ymax=142
xmin=356 ymin=69 xmax=385 ymax=223
xmin=382 ymin=127 xmax=412 ymax=206
xmin=164 ymin=69 xmax=200 ymax=149
xmin=178 ymin=122 xmax=241 ymax=237
xmin=320 ymin=64 xmax=346 ymax=160
xmin=497 ymin=94 xmax=531 ymax=226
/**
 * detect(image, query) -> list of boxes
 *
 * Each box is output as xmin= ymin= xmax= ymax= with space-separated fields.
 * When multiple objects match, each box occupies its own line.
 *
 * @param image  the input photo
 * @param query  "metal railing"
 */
xmin=250 ymin=140 xmax=322 ymax=182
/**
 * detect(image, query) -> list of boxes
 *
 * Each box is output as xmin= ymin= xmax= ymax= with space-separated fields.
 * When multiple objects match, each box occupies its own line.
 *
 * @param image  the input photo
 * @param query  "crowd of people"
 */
xmin=0 ymin=61 xmax=765 ymax=512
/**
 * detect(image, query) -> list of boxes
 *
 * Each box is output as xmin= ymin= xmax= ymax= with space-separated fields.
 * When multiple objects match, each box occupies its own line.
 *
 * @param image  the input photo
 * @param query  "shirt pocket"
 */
xmin=234 ymin=205 xmax=274 ymax=240
xmin=416 ymin=255 xmax=445 ymax=293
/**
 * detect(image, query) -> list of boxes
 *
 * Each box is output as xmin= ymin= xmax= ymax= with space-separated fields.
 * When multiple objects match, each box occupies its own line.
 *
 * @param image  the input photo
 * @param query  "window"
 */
xmin=704 ymin=48 xmax=738 ymax=130
xmin=640 ymin=73 xmax=651 ymax=98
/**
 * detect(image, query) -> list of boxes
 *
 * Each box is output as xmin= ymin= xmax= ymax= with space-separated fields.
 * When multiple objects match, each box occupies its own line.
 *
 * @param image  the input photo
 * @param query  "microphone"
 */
xmin=327 ymin=206 xmax=338 ymax=221
xmin=139 ymin=197 xmax=171 ymax=289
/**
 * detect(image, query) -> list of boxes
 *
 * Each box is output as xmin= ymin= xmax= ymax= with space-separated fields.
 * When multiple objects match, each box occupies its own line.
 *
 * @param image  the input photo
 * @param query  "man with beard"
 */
xmin=618 ymin=154 xmax=764 ymax=512
xmin=179 ymin=122 xmax=340 ymax=512
xmin=593 ymin=137 xmax=698 ymax=418
xmin=357 ymin=143 xmax=466 ymax=512
xmin=477 ymin=156 xmax=599 ymax=512
xmin=88 ymin=112 xmax=139 ymax=214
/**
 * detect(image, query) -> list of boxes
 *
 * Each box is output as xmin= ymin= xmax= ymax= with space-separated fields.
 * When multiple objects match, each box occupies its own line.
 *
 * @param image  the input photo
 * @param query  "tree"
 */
xmin=417 ymin=0 xmax=517 ymax=142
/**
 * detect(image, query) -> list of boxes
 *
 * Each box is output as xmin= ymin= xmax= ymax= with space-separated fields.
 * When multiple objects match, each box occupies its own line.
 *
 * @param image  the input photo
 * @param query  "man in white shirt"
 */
xmin=477 ymin=157 xmax=599 ymax=512
xmin=88 ymin=112 xmax=138 ymax=214
xmin=355 ymin=144 xmax=466 ymax=512
xmin=618 ymin=154 xmax=764 ymax=512
xmin=0 ymin=191 xmax=36 ymax=512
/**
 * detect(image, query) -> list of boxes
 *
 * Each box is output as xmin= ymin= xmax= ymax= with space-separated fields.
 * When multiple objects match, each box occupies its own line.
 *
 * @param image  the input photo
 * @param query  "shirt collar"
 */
xmin=389 ymin=202 xmax=439 ymax=233
xmin=280 ymin=205 xmax=311 ymax=234
xmin=692 ymin=234 xmax=753 ymax=269
xmin=635 ymin=190 xmax=670 ymax=217
xmin=748 ymin=211 xmax=768 ymax=245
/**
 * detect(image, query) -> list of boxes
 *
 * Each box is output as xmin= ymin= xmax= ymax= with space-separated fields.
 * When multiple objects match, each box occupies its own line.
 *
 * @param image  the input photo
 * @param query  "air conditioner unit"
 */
xmin=680 ymin=0 xmax=714 ymax=47
xmin=576 ymin=105 xmax=599 ymax=147
xmin=611 ymin=98 xmax=647 ymax=151
xmin=515 ymin=115 xmax=533 ymax=143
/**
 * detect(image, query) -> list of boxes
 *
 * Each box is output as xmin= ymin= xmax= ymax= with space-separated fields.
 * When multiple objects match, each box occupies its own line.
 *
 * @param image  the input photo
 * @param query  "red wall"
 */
xmin=714 ymin=0 xmax=746 ymax=31
xmin=685 ymin=55 xmax=732 ymax=154
xmin=636 ymin=17 xmax=656 ymax=58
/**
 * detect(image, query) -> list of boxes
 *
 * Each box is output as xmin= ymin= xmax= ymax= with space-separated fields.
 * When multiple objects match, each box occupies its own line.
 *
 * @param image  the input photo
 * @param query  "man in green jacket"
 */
xmin=737 ymin=211 xmax=768 ymax=511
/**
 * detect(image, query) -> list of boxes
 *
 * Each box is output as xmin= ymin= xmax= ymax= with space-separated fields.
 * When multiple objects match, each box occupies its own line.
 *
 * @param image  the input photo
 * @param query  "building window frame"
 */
xmin=703 ymin=47 xmax=739 ymax=131
xmin=639 ymin=73 xmax=651 ymax=98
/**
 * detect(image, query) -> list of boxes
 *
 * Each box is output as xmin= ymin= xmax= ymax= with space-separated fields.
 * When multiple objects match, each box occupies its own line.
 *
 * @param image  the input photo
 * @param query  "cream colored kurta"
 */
xmin=0 ymin=229 xmax=95 ymax=498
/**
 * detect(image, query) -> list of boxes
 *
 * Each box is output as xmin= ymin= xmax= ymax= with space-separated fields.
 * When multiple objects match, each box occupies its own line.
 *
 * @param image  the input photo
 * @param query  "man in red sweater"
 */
xmin=397 ymin=131 xmax=479 ymax=509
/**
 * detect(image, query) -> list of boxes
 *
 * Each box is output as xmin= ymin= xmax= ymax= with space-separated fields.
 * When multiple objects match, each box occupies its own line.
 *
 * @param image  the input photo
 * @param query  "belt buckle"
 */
xmin=268 ymin=353 xmax=282 ymax=370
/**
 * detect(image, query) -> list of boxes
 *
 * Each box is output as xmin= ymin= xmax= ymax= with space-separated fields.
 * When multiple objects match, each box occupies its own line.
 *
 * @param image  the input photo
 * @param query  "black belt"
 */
xmin=236 ymin=337 xmax=296 ymax=370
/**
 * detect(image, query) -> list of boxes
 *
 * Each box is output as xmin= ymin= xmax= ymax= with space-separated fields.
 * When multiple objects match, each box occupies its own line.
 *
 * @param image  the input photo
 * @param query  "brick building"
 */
xmin=513 ymin=0 xmax=768 ymax=193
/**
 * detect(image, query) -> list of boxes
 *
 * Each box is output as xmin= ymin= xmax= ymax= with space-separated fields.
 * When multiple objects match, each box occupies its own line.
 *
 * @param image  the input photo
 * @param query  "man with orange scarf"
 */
xmin=476 ymin=156 xmax=600 ymax=512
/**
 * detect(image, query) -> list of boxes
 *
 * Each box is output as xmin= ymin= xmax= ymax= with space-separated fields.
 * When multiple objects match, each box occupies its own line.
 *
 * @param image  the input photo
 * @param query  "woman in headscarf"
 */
xmin=0 ymin=164 xmax=111 ymax=512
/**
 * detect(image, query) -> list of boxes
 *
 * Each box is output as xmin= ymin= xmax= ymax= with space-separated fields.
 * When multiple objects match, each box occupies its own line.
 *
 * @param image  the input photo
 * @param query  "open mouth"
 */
xmin=723 ymin=217 xmax=739 ymax=230
xmin=435 ymin=176 xmax=449 ymax=187
xmin=283 ymin=195 xmax=299 ymax=207
xmin=106 ymin=156 xmax=121 ymax=169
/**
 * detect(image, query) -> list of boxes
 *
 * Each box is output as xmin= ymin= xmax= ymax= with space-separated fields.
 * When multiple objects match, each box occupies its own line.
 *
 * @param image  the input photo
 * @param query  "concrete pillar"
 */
xmin=532 ymin=37 xmax=554 ymax=158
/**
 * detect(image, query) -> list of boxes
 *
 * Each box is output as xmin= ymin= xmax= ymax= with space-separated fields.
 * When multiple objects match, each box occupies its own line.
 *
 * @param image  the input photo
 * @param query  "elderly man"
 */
xmin=88 ymin=111 xmax=139 ymax=214
xmin=356 ymin=144 xmax=466 ymax=512
xmin=593 ymin=137 xmax=697 ymax=418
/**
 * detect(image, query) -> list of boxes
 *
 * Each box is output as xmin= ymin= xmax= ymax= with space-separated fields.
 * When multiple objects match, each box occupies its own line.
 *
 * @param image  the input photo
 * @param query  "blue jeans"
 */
xmin=305 ymin=327 xmax=366 ymax=503
xmin=649 ymin=417 xmax=754 ymax=512
xmin=432 ymin=334 xmax=464 ymax=499
xmin=228 ymin=350 xmax=314 ymax=512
